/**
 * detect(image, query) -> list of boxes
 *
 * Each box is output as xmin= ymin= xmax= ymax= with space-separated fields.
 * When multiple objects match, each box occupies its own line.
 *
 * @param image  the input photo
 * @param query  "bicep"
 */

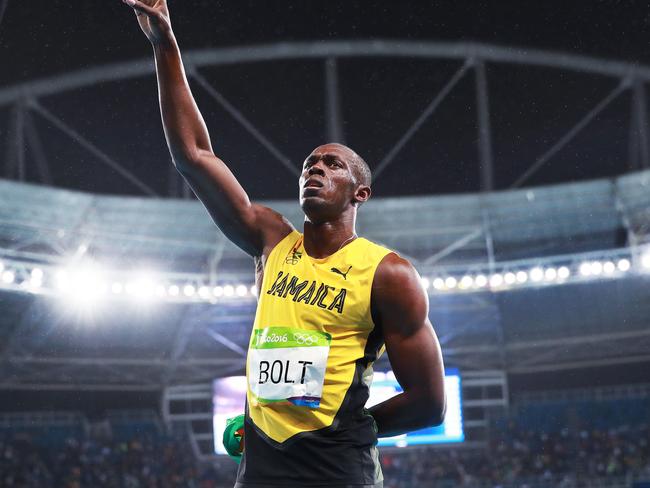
xmin=373 ymin=255 xmax=446 ymax=405
xmin=178 ymin=150 xmax=293 ymax=256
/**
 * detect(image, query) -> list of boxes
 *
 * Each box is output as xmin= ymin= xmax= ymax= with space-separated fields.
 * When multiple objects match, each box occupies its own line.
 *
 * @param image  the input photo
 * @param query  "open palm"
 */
xmin=123 ymin=0 xmax=172 ymax=45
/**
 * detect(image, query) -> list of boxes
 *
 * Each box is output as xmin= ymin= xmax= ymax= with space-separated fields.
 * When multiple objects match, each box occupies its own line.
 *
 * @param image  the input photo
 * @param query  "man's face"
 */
xmin=299 ymin=144 xmax=359 ymax=220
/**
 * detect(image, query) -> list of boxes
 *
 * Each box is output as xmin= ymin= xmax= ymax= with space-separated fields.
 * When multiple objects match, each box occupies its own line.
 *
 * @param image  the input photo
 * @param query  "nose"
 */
xmin=308 ymin=160 xmax=325 ymax=176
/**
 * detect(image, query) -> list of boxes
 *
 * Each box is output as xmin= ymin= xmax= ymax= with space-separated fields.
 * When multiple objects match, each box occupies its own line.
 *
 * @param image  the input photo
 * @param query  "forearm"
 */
xmin=368 ymin=389 xmax=445 ymax=438
xmin=152 ymin=34 xmax=212 ymax=166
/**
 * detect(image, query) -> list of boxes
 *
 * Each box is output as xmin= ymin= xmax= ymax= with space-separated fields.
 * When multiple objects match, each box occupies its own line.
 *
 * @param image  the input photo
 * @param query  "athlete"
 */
xmin=122 ymin=1 xmax=446 ymax=487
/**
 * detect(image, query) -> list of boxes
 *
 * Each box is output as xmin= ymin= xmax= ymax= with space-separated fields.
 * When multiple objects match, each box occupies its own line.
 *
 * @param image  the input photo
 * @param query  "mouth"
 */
xmin=303 ymin=178 xmax=324 ymax=189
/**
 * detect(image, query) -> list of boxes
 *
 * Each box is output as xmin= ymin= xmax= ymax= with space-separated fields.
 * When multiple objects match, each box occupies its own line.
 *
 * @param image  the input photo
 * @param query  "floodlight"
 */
xmin=444 ymin=277 xmax=457 ymax=289
xmin=642 ymin=251 xmax=650 ymax=269
xmin=1 ymin=270 xmax=15 ymax=284
xmin=459 ymin=276 xmax=473 ymax=289
xmin=199 ymin=286 xmax=211 ymax=299
xmin=544 ymin=268 xmax=557 ymax=281
xmin=617 ymin=259 xmax=631 ymax=272
xmin=474 ymin=275 xmax=488 ymax=287
xmin=489 ymin=273 xmax=503 ymax=287
xmin=603 ymin=261 xmax=615 ymax=274
xmin=530 ymin=267 xmax=544 ymax=282
xmin=557 ymin=266 xmax=570 ymax=279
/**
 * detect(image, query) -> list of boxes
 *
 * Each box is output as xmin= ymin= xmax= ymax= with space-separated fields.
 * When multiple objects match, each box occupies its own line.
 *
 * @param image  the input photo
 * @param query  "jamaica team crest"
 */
xmin=285 ymin=248 xmax=302 ymax=265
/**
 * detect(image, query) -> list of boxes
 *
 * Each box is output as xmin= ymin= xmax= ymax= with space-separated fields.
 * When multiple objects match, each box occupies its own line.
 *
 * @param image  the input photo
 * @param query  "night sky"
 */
xmin=1 ymin=1 xmax=650 ymax=199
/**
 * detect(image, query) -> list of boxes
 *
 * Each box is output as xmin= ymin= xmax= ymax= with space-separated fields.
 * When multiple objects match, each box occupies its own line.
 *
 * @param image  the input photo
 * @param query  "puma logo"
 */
xmin=330 ymin=265 xmax=352 ymax=280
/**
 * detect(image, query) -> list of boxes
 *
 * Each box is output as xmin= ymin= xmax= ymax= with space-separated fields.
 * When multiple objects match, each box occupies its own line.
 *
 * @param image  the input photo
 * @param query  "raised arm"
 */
xmin=122 ymin=0 xmax=293 ymax=257
xmin=368 ymin=253 xmax=446 ymax=437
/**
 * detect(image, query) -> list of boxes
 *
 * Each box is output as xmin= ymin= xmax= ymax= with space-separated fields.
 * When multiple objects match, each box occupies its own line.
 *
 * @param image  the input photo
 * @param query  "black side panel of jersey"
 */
xmin=236 ymin=326 xmax=385 ymax=486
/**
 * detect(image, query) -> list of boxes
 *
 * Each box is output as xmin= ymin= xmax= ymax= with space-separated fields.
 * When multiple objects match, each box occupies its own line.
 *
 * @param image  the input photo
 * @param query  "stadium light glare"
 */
xmin=28 ymin=268 xmax=43 ymax=288
xmin=61 ymin=264 xmax=108 ymax=306
xmin=504 ymin=272 xmax=516 ymax=285
xmin=0 ymin=261 xmax=4 ymax=273
xmin=198 ymin=286 xmax=211 ymax=299
xmin=111 ymin=282 xmax=124 ymax=294
xmin=155 ymin=284 xmax=166 ymax=297
xmin=558 ymin=266 xmax=571 ymax=280
xmin=591 ymin=261 xmax=603 ymax=275
xmin=444 ymin=277 xmax=457 ymax=289
xmin=128 ymin=278 xmax=155 ymax=301
xmin=183 ymin=284 xmax=196 ymax=297
xmin=224 ymin=285 xmax=235 ymax=296
xmin=544 ymin=267 xmax=557 ymax=281
xmin=250 ymin=285 xmax=258 ymax=297
xmin=579 ymin=262 xmax=592 ymax=276
xmin=432 ymin=278 xmax=445 ymax=290
xmin=617 ymin=259 xmax=631 ymax=272
xmin=2 ymin=270 xmax=15 ymax=284
xmin=420 ymin=277 xmax=430 ymax=290
xmin=459 ymin=276 xmax=473 ymax=289
xmin=516 ymin=271 xmax=528 ymax=283
xmin=236 ymin=284 xmax=248 ymax=297
xmin=530 ymin=267 xmax=544 ymax=282
xmin=489 ymin=273 xmax=503 ymax=288
xmin=168 ymin=284 xmax=179 ymax=296
xmin=474 ymin=274 xmax=488 ymax=288
xmin=603 ymin=261 xmax=616 ymax=274
xmin=642 ymin=251 xmax=650 ymax=269
xmin=55 ymin=270 xmax=70 ymax=292
xmin=212 ymin=286 xmax=224 ymax=297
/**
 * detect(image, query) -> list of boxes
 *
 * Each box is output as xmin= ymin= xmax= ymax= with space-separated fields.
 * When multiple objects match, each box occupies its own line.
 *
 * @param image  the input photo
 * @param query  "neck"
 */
xmin=303 ymin=209 xmax=357 ymax=259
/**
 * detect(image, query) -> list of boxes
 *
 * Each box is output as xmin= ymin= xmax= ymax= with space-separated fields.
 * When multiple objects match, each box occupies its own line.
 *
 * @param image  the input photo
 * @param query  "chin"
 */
xmin=300 ymin=197 xmax=335 ymax=222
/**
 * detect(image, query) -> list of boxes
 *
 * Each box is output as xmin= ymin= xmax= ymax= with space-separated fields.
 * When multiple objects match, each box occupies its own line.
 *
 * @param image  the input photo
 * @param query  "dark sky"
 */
xmin=1 ymin=1 xmax=650 ymax=199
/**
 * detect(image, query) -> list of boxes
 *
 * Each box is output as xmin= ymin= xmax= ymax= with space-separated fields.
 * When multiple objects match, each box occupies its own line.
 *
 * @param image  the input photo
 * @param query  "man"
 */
xmin=122 ymin=1 xmax=446 ymax=487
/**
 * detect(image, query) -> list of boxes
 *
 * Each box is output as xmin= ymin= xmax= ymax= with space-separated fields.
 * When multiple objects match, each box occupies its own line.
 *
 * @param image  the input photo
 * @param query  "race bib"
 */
xmin=248 ymin=327 xmax=331 ymax=409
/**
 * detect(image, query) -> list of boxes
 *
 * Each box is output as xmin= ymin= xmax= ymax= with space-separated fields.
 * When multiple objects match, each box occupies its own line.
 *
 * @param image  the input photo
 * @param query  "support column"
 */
xmin=475 ymin=60 xmax=494 ymax=192
xmin=633 ymin=79 xmax=649 ymax=169
xmin=324 ymin=57 xmax=345 ymax=144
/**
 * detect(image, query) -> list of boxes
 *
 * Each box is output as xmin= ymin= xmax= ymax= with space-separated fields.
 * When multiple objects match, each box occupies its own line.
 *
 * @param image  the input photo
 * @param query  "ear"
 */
xmin=353 ymin=185 xmax=371 ymax=206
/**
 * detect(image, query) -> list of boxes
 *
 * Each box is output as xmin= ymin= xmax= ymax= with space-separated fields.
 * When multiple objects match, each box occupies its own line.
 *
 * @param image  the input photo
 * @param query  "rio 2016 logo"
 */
xmin=257 ymin=333 xmax=288 ymax=346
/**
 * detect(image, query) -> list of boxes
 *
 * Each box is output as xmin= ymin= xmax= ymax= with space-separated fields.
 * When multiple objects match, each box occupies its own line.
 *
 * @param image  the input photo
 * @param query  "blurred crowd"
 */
xmin=0 ymin=435 xmax=229 ymax=488
xmin=382 ymin=422 xmax=650 ymax=488
xmin=1 ymin=421 xmax=649 ymax=487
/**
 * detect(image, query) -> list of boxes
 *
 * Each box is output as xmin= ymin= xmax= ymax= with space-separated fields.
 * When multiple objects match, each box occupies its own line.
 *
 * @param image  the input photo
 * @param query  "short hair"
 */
xmin=329 ymin=143 xmax=371 ymax=187
xmin=349 ymin=152 xmax=372 ymax=188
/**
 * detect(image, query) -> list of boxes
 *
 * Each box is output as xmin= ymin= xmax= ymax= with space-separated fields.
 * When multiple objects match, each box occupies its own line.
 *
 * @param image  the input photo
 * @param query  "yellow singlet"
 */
xmin=237 ymin=229 xmax=392 ymax=487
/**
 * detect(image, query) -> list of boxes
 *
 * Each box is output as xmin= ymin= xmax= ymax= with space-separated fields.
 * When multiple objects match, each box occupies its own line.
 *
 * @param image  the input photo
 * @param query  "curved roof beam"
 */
xmin=1 ymin=40 xmax=650 ymax=106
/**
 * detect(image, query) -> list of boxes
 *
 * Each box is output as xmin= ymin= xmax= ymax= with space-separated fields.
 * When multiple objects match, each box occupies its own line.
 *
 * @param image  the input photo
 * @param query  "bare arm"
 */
xmin=122 ymin=0 xmax=292 ymax=257
xmin=368 ymin=253 xmax=446 ymax=437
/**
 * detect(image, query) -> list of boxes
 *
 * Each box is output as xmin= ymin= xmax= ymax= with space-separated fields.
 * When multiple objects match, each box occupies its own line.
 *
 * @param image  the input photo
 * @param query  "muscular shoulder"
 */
xmin=251 ymin=204 xmax=295 ymax=257
xmin=371 ymin=253 xmax=429 ymax=334
xmin=373 ymin=252 xmax=421 ymax=293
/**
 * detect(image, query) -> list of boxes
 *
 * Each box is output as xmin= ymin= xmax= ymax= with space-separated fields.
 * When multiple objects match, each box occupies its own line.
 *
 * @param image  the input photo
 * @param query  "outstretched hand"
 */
xmin=122 ymin=0 xmax=172 ymax=46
